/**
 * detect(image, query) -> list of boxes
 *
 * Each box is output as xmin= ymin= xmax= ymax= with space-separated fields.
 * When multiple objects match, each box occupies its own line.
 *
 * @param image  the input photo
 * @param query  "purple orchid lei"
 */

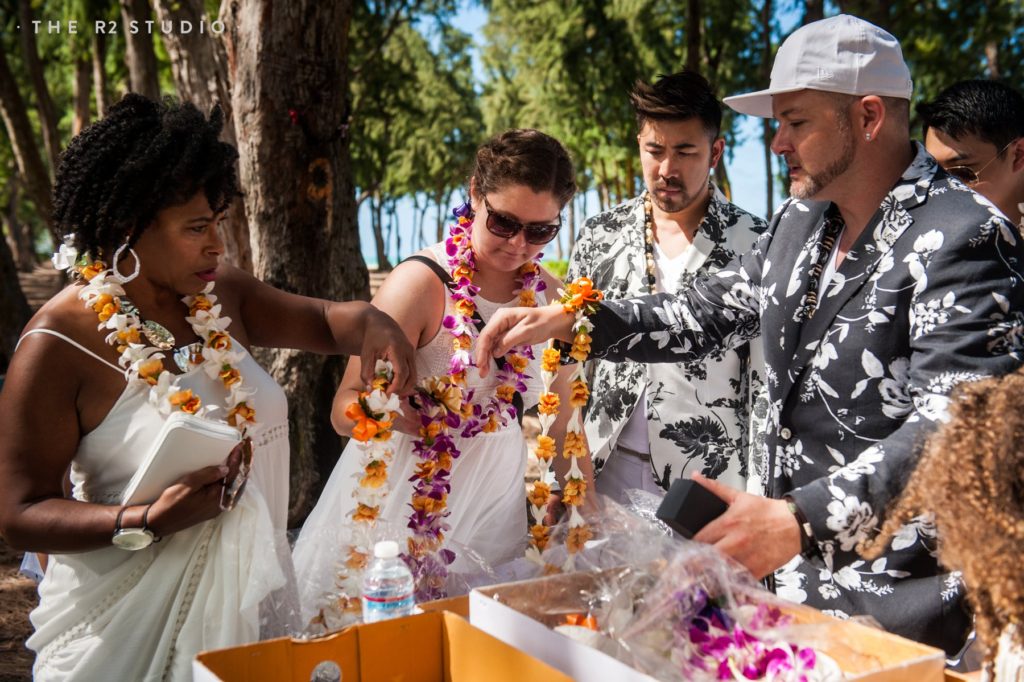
xmin=403 ymin=202 xmax=544 ymax=600
xmin=677 ymin=590 xmax=819 ymax=681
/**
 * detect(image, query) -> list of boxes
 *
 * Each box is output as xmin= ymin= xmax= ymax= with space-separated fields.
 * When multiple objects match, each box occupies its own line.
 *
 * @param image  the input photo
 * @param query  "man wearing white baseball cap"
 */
xmin=474 ymin=14 xmax=1024 ymax=657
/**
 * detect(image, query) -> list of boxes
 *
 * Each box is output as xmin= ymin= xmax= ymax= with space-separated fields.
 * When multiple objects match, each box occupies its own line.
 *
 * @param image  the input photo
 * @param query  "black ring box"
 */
xmin=655 ymin=477 xmax=729 ymax=539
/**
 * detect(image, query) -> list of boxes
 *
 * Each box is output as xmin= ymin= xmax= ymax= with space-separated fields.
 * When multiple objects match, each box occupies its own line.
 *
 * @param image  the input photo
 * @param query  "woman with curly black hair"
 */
xmin=0 ymin=93 xmax=414 ymax=681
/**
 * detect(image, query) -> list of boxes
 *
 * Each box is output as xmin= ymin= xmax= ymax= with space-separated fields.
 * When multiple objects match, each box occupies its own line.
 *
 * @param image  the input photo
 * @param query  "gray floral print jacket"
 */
xmin=581 ymin=144 xmax=1024 ymax=655
xmin=567 ymin=184 xmax=766 ymax=490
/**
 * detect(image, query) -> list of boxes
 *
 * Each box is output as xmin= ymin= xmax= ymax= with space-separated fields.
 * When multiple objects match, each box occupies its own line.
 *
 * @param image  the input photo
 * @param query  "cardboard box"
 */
xmin=469 ymin=571 xmax=947 ymax=682
xmin=193 ymin=610 xmax=573 ymax=682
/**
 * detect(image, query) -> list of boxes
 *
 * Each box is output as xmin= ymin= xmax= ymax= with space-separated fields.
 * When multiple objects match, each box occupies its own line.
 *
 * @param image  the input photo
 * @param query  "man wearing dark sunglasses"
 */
xmin=921 ymin=80 xmax=1024 ymax=231
xmin=563 ymin=70 xmax=765 ymax=507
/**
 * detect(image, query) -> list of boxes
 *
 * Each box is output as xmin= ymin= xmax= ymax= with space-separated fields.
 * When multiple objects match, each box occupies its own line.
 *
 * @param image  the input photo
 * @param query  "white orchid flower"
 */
xmin=51 ymin=240 xmax=79 ymax=271
xmin=365 ymin=388 xmax=401 ymax=416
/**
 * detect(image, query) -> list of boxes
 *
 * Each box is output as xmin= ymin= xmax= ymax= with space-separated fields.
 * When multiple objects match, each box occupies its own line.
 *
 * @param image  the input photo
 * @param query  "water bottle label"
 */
xmin=363 ymin=592 xmax=415 ymax=615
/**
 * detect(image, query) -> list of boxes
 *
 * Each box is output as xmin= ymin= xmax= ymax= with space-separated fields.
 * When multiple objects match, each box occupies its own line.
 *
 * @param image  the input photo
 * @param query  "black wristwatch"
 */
xmin=111 ymin=504 xmax=159 ymax=551
xmin=784 ymin=496 xmax=819 ymax=559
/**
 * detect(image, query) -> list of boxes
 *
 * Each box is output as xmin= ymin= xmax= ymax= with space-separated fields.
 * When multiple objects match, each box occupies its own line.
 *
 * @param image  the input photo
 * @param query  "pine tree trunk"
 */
xmin=3 ymin=171 xmax=36 ymax=272
xmin=0 ymin=48 xmax=56 ymax=247
xmin=225 ymin=0 xmax=362 ymax=526
xmin=92 ymin=33 xmax=109 ymax=118
xmin=73 ymin=54 xmax=91 ymax=136
xmin=0 ymin=227 xmax=31 ymax=374
xmin=18 ymin=0 xmax=61 ymax=177
xmin=686 ymin=0 xmax=702 ymax=72
xmin=119 ymin=0 xmax=161 ymax=100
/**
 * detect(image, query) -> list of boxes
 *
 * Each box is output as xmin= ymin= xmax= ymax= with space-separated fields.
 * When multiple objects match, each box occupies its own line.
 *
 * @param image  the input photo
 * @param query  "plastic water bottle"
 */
xmin=361 ymin=540 xmax=415 ymax=623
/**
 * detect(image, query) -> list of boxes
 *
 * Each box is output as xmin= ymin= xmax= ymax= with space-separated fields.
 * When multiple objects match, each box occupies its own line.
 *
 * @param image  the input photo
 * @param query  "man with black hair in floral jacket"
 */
xmin=564 ymin=70 xmax=765 ymax=505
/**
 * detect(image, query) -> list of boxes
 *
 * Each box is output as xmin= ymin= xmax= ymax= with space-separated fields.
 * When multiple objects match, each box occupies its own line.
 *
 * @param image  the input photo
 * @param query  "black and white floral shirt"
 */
xmin=580 ymin=144 xmax=1024 ymax=655
xmin=567 ymin=184 xmax=765 ymax=490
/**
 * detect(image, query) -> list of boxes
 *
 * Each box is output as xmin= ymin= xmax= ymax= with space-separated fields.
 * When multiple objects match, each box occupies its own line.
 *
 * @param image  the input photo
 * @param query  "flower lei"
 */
xmin=527 ymin=277 xmax=602 ymax=571
xmin=676 ymin=590 xmax=825 ymax=681
xmin=404 ymin=202 xmax=544 ymax=600
xmin=61 ymin=245 xmax=257 ymax=432
xmin=311 ymin=360 xmax=401 ymax=631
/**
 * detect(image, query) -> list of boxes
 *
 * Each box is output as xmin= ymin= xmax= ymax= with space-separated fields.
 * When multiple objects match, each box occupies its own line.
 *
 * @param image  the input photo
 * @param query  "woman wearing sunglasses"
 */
xmin=294 ymin=129 xmax=591 ymax=620
xmin=0 ymin=94 xmax=414 ymax=681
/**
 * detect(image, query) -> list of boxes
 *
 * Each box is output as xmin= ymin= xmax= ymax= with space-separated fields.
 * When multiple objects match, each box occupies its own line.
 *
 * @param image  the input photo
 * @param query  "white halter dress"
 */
xmin=293 ymin=243 xmax=546 ymax=625
xmin=22 ymin=328 xmax=291 ymax=682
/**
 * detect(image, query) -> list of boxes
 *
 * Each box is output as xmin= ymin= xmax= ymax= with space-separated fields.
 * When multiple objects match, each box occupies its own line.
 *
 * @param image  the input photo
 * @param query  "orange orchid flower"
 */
xmin=538 ymin=392 xmax=561 ymax=415
xmin=170 ymin=389 xmax=202 ymax=414
xmin=566 ymin=525 xmax=594 ymax=553
xmin=528 ymin=481 xmax=551 ymax=507
xmin=562 ymin=478 xmax=587 ymax=506
xmin=562 ymin=432 xmax=587 ymax=460
xmin=227 ymin=401 xmax=256 ymax=427
xmin=219 ymin=366 xmax=242 ymax=388
xmin=569 ymin=379 xmax=590 ymax=408
xmin=208 ymin=331 xmax=232 ymax=351
xmin=190 ymin=296 xmax=214 ymax=315
xmin=352 ymin=503 xmax=380 ymax=522
xmin=541 ymin=347 xmax=561 ymax=373
xmin=534 ymin=434 xmax=556 ymax=460
xmin=360 ymin=460 xmax=389 ymax=488
xmin=78 ymin=261 xmax=107 ymax=280
xmin=529 ymin=523 xmax=551 ymax=551
xmin=137 ymin=358 xmax=164 ymax=386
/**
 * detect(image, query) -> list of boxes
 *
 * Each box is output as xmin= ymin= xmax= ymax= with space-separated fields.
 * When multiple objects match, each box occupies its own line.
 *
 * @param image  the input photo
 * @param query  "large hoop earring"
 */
xmin=111 ymin=241 xmax=141 ymax=284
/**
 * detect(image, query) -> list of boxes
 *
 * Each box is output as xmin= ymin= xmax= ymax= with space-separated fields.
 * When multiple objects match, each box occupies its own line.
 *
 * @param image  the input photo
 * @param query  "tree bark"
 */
xmin=686 ymin=0 xmax=702 ymax=72
xmin=224 ymin=0 xmax=361 ymax=526
xmin=0 ymin=225 xmax=31 ymax=374
xmin=153 ymin=0 xmax=252 ymax=272
xmin=119 ymin=0 xmax=161 ymax=100
xmin=73 ymin=54 xmax=92 ymax=136
xmin=802 ymin=0 xmax=824 ymax=24
xmin=92 ymin=33 xmax=109 ymax=118
xmin=18 ymin=0 xmax=61 ymax=177
xmin=3 ymin=170 xmax=36 ymax=272
xmin=0 ymin=47 xmax=56 ymax=247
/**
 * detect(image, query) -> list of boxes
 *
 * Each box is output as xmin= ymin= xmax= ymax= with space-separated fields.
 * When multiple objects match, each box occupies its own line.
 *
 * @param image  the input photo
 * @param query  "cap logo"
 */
xmin=816 ymin=67 xmax=835 ymax=81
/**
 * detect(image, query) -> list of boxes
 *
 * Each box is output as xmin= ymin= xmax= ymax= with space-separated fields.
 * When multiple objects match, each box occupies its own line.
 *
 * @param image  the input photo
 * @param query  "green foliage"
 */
xmin=542 ymin=258 xmax=568 ymax=280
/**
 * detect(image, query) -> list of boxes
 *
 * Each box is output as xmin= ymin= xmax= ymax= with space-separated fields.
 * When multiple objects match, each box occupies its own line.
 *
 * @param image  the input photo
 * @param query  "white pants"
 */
xmin=595 ymin=446 xmax=664 ymax=506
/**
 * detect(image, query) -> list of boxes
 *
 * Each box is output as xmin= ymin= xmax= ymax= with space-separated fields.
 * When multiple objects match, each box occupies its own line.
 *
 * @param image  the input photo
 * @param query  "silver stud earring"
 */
xmin=864 ymin=133 xmax=871 ymax=141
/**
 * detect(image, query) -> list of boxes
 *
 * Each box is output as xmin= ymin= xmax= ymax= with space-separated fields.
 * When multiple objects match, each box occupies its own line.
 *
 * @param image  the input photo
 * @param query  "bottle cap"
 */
xmin=374 ymin=540 xmax=400 ymax=559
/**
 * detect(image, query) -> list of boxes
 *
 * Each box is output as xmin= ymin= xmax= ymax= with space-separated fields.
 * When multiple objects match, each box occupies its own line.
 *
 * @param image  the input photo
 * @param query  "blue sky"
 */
xmin=359 ymin=4 xmax=796 ymax=267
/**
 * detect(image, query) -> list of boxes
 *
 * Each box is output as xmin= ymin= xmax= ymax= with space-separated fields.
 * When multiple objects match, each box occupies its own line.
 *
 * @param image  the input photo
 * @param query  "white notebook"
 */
xmin=120 ymin=411 xmax=242 ymax=506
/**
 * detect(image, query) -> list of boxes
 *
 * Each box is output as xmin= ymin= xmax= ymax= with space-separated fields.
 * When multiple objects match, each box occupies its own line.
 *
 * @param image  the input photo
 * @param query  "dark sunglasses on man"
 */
xmin=483 ymin=196 xmax=562 ymax=245
xmin=944 ymin=139 xmax=1017 ymax=186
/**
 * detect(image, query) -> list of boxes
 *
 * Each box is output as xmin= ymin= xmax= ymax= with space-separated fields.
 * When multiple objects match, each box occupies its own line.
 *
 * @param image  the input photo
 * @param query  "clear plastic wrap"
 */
xmin=473 ymin=492 xmax=934 ymax=681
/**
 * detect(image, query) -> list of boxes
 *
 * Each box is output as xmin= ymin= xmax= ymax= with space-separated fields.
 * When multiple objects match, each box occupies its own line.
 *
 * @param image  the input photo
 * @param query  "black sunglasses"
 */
xmin=482 ymin=196 xmax=562 ymax=245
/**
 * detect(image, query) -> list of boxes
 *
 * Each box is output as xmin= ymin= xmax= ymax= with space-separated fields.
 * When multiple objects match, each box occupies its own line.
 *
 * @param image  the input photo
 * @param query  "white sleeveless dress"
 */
xmin=293 ymin=244 xmax=546 ymax=624
xmin=22 ymin=329 xmax=291 ymax=682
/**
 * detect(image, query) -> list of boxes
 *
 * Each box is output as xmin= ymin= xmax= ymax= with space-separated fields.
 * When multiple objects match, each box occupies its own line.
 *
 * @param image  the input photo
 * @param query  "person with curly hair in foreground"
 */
xmin=860 ymin=369 xmax=1024 ymax=680
xmin=0 ymin=94 xmax=415 ymax=681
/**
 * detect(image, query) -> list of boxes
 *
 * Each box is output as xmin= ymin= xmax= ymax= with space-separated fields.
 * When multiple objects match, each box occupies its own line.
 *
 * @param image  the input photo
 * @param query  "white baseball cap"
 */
xmin=724 ymin=14 xmax=913 ymax=118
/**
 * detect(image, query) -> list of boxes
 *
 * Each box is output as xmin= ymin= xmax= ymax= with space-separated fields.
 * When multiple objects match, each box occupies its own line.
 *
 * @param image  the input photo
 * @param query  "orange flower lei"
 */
xmin=526 ymin=277 xmax=602 ymax=570
xmin=311 ymin=361 xmax=401 ymax=631
xmin=70 ymin=252 xmax=257 ymax=434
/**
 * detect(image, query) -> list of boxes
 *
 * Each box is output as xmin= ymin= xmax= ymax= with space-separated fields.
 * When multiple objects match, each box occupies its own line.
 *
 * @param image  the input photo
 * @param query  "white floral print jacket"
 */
xmin=567 ymin=184 xmax=766 ymax=490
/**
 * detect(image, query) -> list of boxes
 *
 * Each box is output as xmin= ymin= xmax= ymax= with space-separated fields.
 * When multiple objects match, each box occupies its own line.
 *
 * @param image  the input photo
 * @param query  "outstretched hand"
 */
xmin=359 ymin=308 xmax=416 ymax=394
xmin=690 ymin=473 xmax=802 ymax=579
xmin=475 ymin=304 xmax=575 ymax=377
